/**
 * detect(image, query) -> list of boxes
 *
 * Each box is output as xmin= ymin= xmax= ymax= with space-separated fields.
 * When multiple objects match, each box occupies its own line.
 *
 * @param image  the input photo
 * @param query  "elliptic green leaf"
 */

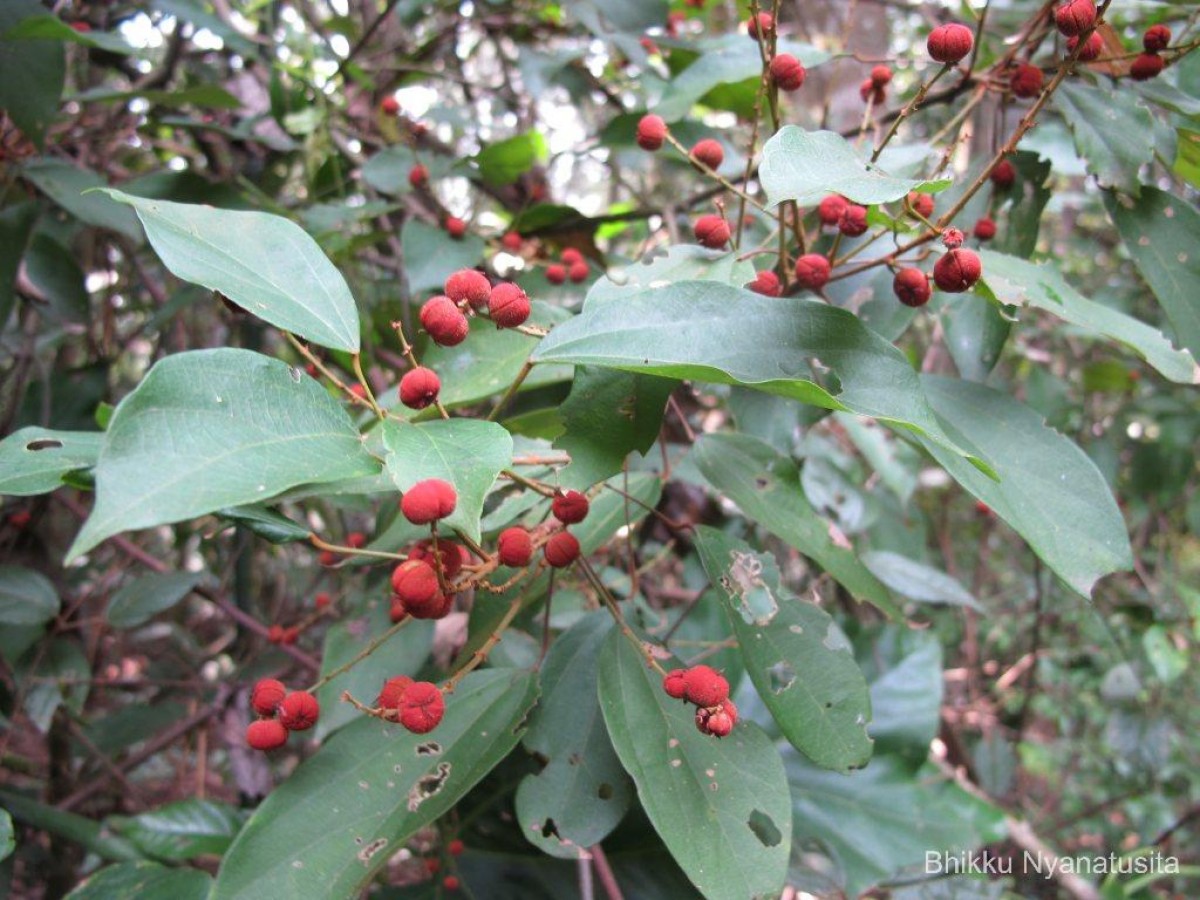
xmin=0 ymin=566 xmax=60 ymax=627
xmin=1054 ymin=81 xmax=1154 ymax=197
xmin=401 ymin=219 xmax=486 ymax=295
xmin=860 ymin=551 xmax=980 ymax=610
xmin=1105 ymin=187 xmax=1200 ymax=360
xmin=693 ymin=433 xmax=898 ymax=617
xmin=4 ymin=15 xmax=134 ymax=53
xmin=65 ymin=862 xmax=211 ymax=900
xmin=598 ymin=629 xmax=791 ymax=900
xmin=381 ymin=418 xmax=512 ymax=544
xmin=917 ymin=375 xmax=1132 ymax=597
xmin=0 ymin=790 xmax=143 ymax=862
xmin=22 ymin=160 xmax=141 ymax=239
xmin=760 ymin=127 xmax=948 ymax=208
xmin=586 ymin=245 xmax=756 ymax=306
xmin=0 ymin=2 xmax=64 ymax=149
xmin=67 ymin=349 xmax=379 ymax=561
xmin=532 ymin=281 xmax=990 ymax=473
xmin=978 ymin=249 xmax=1198 ymax=384
xmin=0 ymin=427 xmax=102 ymax=497
xmin=101 ymin=190 xmax=360 ymax=351
xmin=693 ymin=527 xmax=874 ymax=772
xmin=515 ymin=612 xmax=633 ymax=859
xmin=0 ymin=808 xmax=12 ymax=862
xmin=212 ymin=670 xmax=539 ymax=900
xmin=107 ymin=799 xmax=245 ymax=861
xmin=105 ymin=572 xmax=204 ymax=629
xmin=476 ymin=131 xmax=547 ymax=186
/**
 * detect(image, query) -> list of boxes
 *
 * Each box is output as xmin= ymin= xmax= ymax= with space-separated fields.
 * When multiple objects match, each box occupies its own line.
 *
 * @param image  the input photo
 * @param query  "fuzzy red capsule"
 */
xmin=560 ymin=248 xmax=583 ymax=266
xmin=682 ymin=665 xmax=729 ymax=708
xmin=391 ymin=559 xmax=440 ymax=606
xmin=408 ymin=539 xmax=468 ymax=578
xmin=1130 ymin=53 xmax=1165 ymax=81
xmin=927 ymin=22 xmax=974 ymax=64
xmin=488 ymin=282 xmax=531 ymax=328
xmin=246 ymin=718 xmax=288 ymax=751
xmin=544 ymin=531 xmax=581 ymax=568
xmin=747 ymin=270 xmax=781 ymax=297
xmin=401 ymin=479 xmax=458 ymax=524
xmin=893 ymin=267 xmax=932 ymax=308
xmin=636 ymin=114 xmax=667 ymax=151
xmin=501 ymin=230 xmax=523 ymax=252
xmin=398 ymin=681 xmax=445 ymax=734
xmin=794 ymin=253 xmax=832 ymax=290
xmin=380 ymin=96 xmax=400 ymax=115
xmin=908 ymin=191 xmax=935 ymax=218
xmin=399 ymin=367 xmax=441 ymax=410
xmin=444 ymin=269 xmax=491 ymax=311
xmin=746 ymin=12 xmax=773 ymax=41
xmin=551 ymin=490 xmax=590 ymax=525
xmin=818 ymin=195 xmax=848 ymax=226
xmin=1143 ymin=25 xmax=1171 ymax=53
xmin=1054 ymin=0 xmax=1097 ymax=38
xmin=990 ymin=159 xmax=1017 ymax=189
xmin=690 ymin=138 xmax=724 ymax=171
xmin=278 ymin=691 xmax=319 ymax=731
xmin=376 ymin=675 xmax=415 ymax=710
xmin=546 ymin=264 xmax=566 ymax=285
xmin=568 ymin=260 xmax=590 ymax=283
xmin=445 ymin=216 xmax=467 ymax=239
xmin=663 ymin=669 xmax=687 ymax=700
xmin=839 ymin=204 xmax=869 ymax=237
xmin=420 ymin=296 xmax=469 ymax=347
xmin=251 ymin=678 xmax=287 ymax=717
xmin=497 ymin=527 xmax=534 ymax=567
xmin=870 ymin=65 xmax=893 ymax=87
xmin=770 ymin=54 xmax=806 ymax=92
xmin=408 ymin=164 xmax=429 ymax=189
xmin=1010 ymin=63 xmax=1044 ymax=99
xmin=694 ymin=214 xmax=731 ymax=249
xmin=973 ymin=217 xmax=997 ymax=241
xmin=933 ymin=249 xmax=983 ymax=293
xmin=1067 ymin=32 xmax=1103 ymax=62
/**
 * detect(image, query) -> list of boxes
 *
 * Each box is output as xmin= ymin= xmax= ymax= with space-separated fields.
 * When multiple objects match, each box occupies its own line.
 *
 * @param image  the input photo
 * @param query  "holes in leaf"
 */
xmin=26 ymin=439 xmax=62 ymax=451
xmin=597 ymin=783 xmax=614 ymax=801
xmin=540 ymin=818 xmax=560 ymax=839
xmin=768 ymin=661 xmax=796 ymax=694
xmin=747 ymin=809 xmax=782 ymax=847
xmin=416 ymin=741 xmax=442 ymax=756
xmin=406 ymin=762 xmax=451 ymax=812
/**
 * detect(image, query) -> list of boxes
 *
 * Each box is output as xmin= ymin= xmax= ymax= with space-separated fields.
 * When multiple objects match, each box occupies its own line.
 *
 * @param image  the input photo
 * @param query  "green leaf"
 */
xmin=835 ymin=414 xmax=918 ymax=505
xmin=67 ymin=349 xmax=379 ymax=561
xmin=0 ymin=808 xmax=13 ymax=862
xmin=401 ymin=219 xmax=486 ymax=295
xmin=693 ymin=527 xmax=874 ymax=772
xmin=515 ymin=612 xmax=633 ymax=858
xmin=0 ymin=2 xmax=64 ymax=149
xmin=380 ymin=419 xmax=512 ymax=544
xmin=105 ymin=572 xmax=203 ymax=629
xmin=917 ymin=375 xmax=1132 ymax=597
xmin=216 ymin=505 xmax=312 ymax=544
xmin=760 ymin=127 xmax=948 ymax=208
xmin=553 ymin=367 xmax=675 ymax=490
xmin=942 ymin=295 xmax=1011 ymax=382
xmin=586 ymin=245 xmax=756 ymax=306
xmin=360 ymin=146 xmax=458 ymax=195
xmin=598 ymin=629 xmax=791 ymax=900
xmin=0 ymin=790 xmax=143 ymax=862
xmin=1054 ymin=81 xmax=1154 ymax=197
xmin=26 ymin=233 xmax=88 ymax=322
xmin=476 ymin=131 xmax=547 ymax=186
xmin=19 ymin=638 xmax=89 ymax=731
xmin=867 ymin=631 xmax=943 ymax=757
xmin=572 ymin=0 xmax=667 ymax=34
xmin=212 ymin=669 xmax=538 ymax=900
xmin=978 ymin=249 xmax=1198 ymax=384
xmin=1105 ymin=187 xmax=1200 ymax=360
xmin=692 ymin=434 xmax=899 ymax=618
xmin=100 ymin=190 xmax=360 ymax=352
xmin=108 ymin=800 xmax=245 ymax=861
xmin=21 ymin=160 xmax=141 ymax=240
xmin=0 ymin=566 xmax=60 ymax=627
xmin=65 ymin=862 xmax=212 ymax=900
xmin=786 ymin=753 xmax=1005 ymax=897
xmin=0 ymin=427 xmax=102 ymax=497
xmin=71 ymin=84 xmax=242 ymax=109
xmin=860 ymin=551 xmax=980 ymax=610
xmin=4 ymin=15 xmax=135 ymax=54
xmin=532 ymin=282 xmax=990 ymax=473
xmin=1174 ymin=129 xmax=1200 ymax=190
xmin=0 ymin=200 xmax=39 ymax=327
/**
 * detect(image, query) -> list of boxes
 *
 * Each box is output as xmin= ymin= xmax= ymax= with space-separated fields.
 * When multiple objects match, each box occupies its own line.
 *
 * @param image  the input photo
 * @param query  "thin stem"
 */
xmin=352 ymin=352 xmax=385 ymax=419
xmin=487 ymin=359 xmax=534 ymax=422
xmin=310 ymin=617 xmax=413 ymax=693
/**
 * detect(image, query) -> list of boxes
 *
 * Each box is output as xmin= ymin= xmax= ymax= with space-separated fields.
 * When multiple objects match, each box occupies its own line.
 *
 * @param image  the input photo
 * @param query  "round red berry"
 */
xmin=314 ymin=592 xmax=332 ymax=610
xmin=941 ymin=227 xmax=965 ymax=249
xmin=793 ymin=253 xmax=831 ymax=290
xmin=933 ymin=249 xmax=983 ymax=293
xmin=267 ymin=623 xmax=285 ymax=643
xmin=568 ymin=260 xmax=590 ymax=283
xmin=497 ymin=527 xmax=534 ymax=567
xmin=443 ymin=875 xmax=460 ymax=891
xmin=246 ymin=718 xmax=288 ymax=751
xmin=398 ymin=681 xmax=445 ymax=734
xmin=663 ymin=670 xmax=687 ymax=700
xmin=817 ymin=195 xmax=848 ymax=226
xmin=279 ymin=691 xmax=319 ymax=731
xmin=839 ymin=204 xmax=869 ymax=237
xmin=392 ymin=559 xmax=440 ymax=605
xmin=927 ymin=22 xmax=974 ymax=64
xmin=694 ymin=214 xmax=731 ymax=249
xmin=1054 ymin=0 xmax=1097 ymax=38
xmin=859 ymin=79 xmax=886 ymax=105
xmin=543 ymin=531 xmax=581 ymax=568
xmin=399 ymin=367 xmax=441 ymax=410
xmin=408 ymin=539 xmax=467 ymax=578
xmin=420 ymin=296 xmax=469 ymax=347
xmin=683 ymin=665 xmax=729 ymax=708
xmin=551 ymin=490 xmax=589 ymax=524
xmin=990 ymin=159 xmax=1016 ymax=189
xmin=488 ymin=282 xmax=531 ymax=329
xmin=908 ymin=191 xmax=935 ymax=218
xmin=448 ymin=839 xmax=465 ymax=856
xmin=560 ymin=249 xmax=583 ymax=266
xmin=636 ymin=114 xmax=667 ymax=151
xmin=893 ymin=267 xmax=931 ymax=307
xmin=690 ymin=138 xmax=724 ymax=171
xmin=408 ymin=165 xmax=429 ymax=189
xmin=381 ymin=96 xmax=400 ymax=115
xmin=1144 ymin=25 xmax=1171 ymax=53
xmin=251 ymin=678 xmax=287 ymax=717
xmin=401 ymin=479 xmax=458 ymax=525
xmin=546 ymin=264 xmax=566 ymax=284
xmin=501 ymin=230 xmax=523 ymax=252
xmin=1130 ymin=53 xmax=1164 ymax=81
xmin=747 ymin=12 xmax=774 ymax=40
xmin=973 ymin=217 xmax=997 ymax=241
xmin=1067 ymin=32 xmax=1103 ymax=61
xmin=870 ymin=65 xmax=893 ymax=87
xmin=444 ymin=269 xmax=491 ymax=311
xmin=445 ymin=217 xmax=467 ymax=239
xmin=770 ymin=54 xmax=806 ymax=92
xmin=376 ymin=675 xmax=414 ymax=710
xmin=1010 ymin=63 xmax=1043 ymax=99
xmin=747 ymin=270 xmax=781 ymax=297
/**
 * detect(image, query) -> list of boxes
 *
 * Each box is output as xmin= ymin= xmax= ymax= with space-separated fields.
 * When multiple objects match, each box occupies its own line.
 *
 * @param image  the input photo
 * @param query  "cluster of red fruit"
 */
xmin=413 ymin=268 xmax=531 ymax=362
xmin=662 ymin=664 xmax=738 ymax=738
xmin=245 ymin=679 xmax=320 ymax=751
xmin=375 ymin=675 xmax=445 ymax=733
xmin=546 ymin=248 xmax=590 ymax=285
xmin=496 ymin=489 xmax=589 ymax=570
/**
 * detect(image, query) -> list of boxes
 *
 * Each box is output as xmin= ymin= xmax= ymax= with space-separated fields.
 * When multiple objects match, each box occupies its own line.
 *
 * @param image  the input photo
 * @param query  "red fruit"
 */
xmin=377 ymin=675 xmax=415 ymax=711
xmin=696 ymin=706 xmax=734 ymax=737
xmin=314 ymin=592 xmax=331 ymax=610
xmin=281 ymin=626 xmax=300 ymax=645
xmin=927 ymin=22 xmax=974 ymax=64
xmin=859 ymin=78 xmax=886 ymax=105
xmin=723 ymin=698 xmax=739 ymax=725
xmin=908 ymin=191 xmax=934 ymax=218
xmin=870 ymin=65 xmax=893 ymax=87
xmin=279 ymin=691 xmax=319 ymax=731
xmin=1144 ymin=25 xmax=1171 ymax=53
xmin=346 ymin=531 xmax=367 ymax=549
xmin=818 ymin=195 xmax=848 ymax=226
xmin=973 ymin=217 xmax=997 ymax=241
xmin=391 ymin=559 xmax=440 ymax=607
xmin=318 ymin=549 xmax=338 ymax=567
xmin=839 ymin=204 xmax=869 ymax=237
xmin=408 ymin=539 xmax=467 ymax=578
xmin=893 ymin=267 xmax=931 ymax=308
xmin=793 ymin=253 xmax=832 ymax=290
xmin=445 ymin=217 xmax=467 ymax=239
xmin=560 ymin=248 xmax=583 ymax=265
xmin=409 ymin=164 xmax=429 ymax=189
xmin=975 ymin=500 xmax=993 ymax=516
xmin=663 ymin=670 xmax=687 ymax=700
xmin=1054 ymin=0 xmax=1097 ymax=38
xmin=251 ymin=678 xmax=287 ymax=716
xmin=544 ymin=531 xmax=581 ymax=568
xmin=497 ymin=527 xmax=534 ymax=567
xmin=70 ymin=21 xmax=92 ymax=33
xmin=990 ymin=159 xmax=1017 ymax=188
xmin=405 ymin=589 xmax=452 ymax=620
xmin=636 ymin=114 xmax=667 ymax=151
xmin=399 ymin=367 xmax=441 ymax=410
xmin=501 ymin=230 xmax=523 ymax=251
xmin=682 ymin=665 xmax=729 ymax=708
xmin=420 ymin=296 xmax=470 ymax=346
xmin=426 ymin=859 xmax=441 ymax=875
xmin=933 ymin=249 xmax=983 ymax=293
xmin=348 ymin=383 xmax=367 ymax=400
xmin=488 ymin=282 xmax=531 ymax=328
xmin=448 ymin=839 xmax=465 ymax=856
xmin=1130 ymin=53 xmax=1164 ymax=81
xmin=401 ymin=479 xmax=458 ymax=524
xmin=747 ymin=12 xmax=774 ymax=40
xmin=694 ymin=214 xmax=731 ymax=249
xmin=1067 ymin=32 xmax=1103 ymax=61
xmin=770 ymin=54 xmax=806 ymax=92
xmin=690 ymin=138 xmax=724 ymax=171
xmin=941 ymin=227 xmax=965 ymax=249
xmin=444 ymin=269 xmax=492 ymax=311
xmin=747 ymin=270 xmax=781 ymax=297
xmin=389 ymin=598 xmax=407 ymax=623
xmin=552 ymin=490 xmax=589 ymax=524
xmin=443 ymin=876 xmax=460 ymax=891
xmin=546 ymin=264 xmax=566 ymax=285
xmin=381 ymin=96 xmax=400 ymax=115
xmin=8 ymin=510 xmax=32 ymax=529
xmin=568 ymin=260 xmax=590 ymax=283
xmin=1010 ymin=63 xmax=1044 ymax=99
xmin=246 ymin=718 xmax=288 ymax=751
xmin=267 ymin=624 xmax=285 ymax=643
xmin=398 ymin=681 xmax=445 ymax=734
